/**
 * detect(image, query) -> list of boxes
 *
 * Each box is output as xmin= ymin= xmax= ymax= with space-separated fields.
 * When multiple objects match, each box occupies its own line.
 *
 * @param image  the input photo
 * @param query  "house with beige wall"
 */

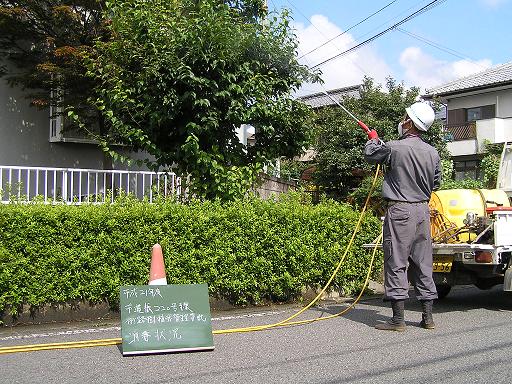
xmin=425 ymin=62 xmax=512 ymax=180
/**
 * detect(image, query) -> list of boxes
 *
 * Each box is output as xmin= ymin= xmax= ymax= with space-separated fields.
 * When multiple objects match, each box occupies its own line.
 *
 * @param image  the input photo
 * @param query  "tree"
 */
xmin=82 ymin=0 xmax=318 ymax=201
xmin=0 ymin=1 xmax=105 ymax=117
xmin=312 ymin=77 xmax=448 ymax=200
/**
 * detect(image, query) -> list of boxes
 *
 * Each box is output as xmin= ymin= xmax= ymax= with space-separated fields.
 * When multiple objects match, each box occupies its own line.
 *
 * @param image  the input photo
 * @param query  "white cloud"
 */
xmin=480 ymin=0 xmax=509 ymax=8
xmin=293 ymin=15 xmax=393 ymax=96
xmin=399 ymin=46 xmax=493 ymax=90
xmin=291 ymin=15 xmax=494 ymax=96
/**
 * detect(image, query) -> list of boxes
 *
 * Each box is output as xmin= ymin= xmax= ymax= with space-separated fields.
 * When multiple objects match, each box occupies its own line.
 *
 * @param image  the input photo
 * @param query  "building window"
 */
xmin=465 ymin=105 xmax=495 ymax=122
xmin=454 ymin=160 xmax=481 ymax=181
xmin=49 ymin=88 xmax=99 ymax=143
xmin=466 ymin=107 xmax=481 ymax=122
xmin=49 ymin=88 xmax=64 ymax=142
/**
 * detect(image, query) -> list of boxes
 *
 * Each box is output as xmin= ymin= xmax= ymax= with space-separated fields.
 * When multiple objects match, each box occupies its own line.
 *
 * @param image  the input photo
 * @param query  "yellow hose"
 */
xmin=0 ymin=339 xmax=121 ymax=354
xmin=0 ymin=165 xmax=382 ymax=353
xmin=213 ymin=164 xmax=382 ymax=334
xmin=223 ymin=231 xmax=382 ymax=331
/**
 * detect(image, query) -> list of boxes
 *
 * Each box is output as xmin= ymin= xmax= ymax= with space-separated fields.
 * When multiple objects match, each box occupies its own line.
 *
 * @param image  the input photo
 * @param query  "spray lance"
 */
xmin=322 ymin=91 xmax=379 ymax=140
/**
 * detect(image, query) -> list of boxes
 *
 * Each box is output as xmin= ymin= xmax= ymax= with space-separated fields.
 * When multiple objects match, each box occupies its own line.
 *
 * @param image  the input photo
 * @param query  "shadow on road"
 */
xmin=309 ymin=304 xmax=382 ymax=328
xmin=310 ymin=303 xmax=423 ymax=328
xmin=311 ymin=284 xmax=511 ymax=329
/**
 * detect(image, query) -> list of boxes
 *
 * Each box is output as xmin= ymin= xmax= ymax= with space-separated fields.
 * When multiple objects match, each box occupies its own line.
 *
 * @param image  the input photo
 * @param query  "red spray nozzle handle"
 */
xmin=357 ymin=120 xmax=370 ymax=133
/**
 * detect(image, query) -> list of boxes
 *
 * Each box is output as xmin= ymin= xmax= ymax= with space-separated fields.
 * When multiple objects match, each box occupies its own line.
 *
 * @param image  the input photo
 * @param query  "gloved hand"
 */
xmin=357 ymin=120 xmax=379 ymax=140
xmin=367 ymin=129 xmax=379 ymax=140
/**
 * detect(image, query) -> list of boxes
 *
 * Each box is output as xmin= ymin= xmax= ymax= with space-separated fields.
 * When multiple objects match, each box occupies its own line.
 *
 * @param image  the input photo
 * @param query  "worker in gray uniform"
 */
xmin=363 ymin=101 xmax=441 ymax=331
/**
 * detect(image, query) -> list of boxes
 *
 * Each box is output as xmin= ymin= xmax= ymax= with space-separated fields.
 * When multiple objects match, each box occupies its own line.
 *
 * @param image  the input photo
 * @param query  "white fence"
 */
xmin=0 ymin=165 xmax=181 ymax=204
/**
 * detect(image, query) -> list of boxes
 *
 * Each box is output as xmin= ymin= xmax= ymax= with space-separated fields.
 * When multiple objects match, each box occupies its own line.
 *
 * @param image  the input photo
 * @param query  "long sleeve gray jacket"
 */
xmin=364 ymin=135 xmax=441 ymax=202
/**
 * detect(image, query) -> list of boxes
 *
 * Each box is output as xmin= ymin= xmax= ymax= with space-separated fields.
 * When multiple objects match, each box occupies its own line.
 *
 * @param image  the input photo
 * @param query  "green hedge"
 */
xmin=0 ymin=194 xmax=381 ymax=316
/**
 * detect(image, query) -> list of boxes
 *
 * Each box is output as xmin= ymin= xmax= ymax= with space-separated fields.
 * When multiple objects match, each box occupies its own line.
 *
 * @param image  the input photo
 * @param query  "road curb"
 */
xmin=1 ymin=281 xmax=385 ymax=327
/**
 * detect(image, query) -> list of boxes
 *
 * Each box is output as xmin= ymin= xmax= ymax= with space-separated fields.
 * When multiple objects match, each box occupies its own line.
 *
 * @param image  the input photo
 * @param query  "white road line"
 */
xmin=0 ymin=327 xmax=121 ymax=341
xmin=211 ymin=310 xmax=284 ymax=321
xmin=0 ymin=310 xmax=289 ymax=342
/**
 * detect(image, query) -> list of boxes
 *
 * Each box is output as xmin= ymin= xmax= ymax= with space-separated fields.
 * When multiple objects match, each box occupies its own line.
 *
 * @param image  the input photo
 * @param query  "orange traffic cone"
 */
xmin=149 ymin=244 xmax=167 ymax=285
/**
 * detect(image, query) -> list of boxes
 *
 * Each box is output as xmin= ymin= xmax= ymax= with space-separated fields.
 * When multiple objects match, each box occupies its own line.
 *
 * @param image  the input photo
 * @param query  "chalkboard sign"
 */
xmin=120 ymin=284 xmax=214 ymax=356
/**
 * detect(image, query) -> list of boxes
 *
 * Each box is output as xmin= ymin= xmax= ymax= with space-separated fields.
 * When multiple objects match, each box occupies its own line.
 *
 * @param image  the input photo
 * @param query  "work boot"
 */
xmin=419 ymin=300 xmax=435 ymax=329
xmin=375 ymin=300 xmax=406 ymax=331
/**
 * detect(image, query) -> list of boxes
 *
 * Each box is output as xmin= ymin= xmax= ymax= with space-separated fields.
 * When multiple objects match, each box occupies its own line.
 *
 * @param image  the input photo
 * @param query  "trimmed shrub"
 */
xmin=0 ymin=194 xmax=381 ymax=316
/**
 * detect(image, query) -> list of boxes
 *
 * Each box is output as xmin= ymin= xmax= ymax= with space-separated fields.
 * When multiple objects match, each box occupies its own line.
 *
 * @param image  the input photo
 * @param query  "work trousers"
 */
xmin=382 ymin=201 xmax=438 ymax=301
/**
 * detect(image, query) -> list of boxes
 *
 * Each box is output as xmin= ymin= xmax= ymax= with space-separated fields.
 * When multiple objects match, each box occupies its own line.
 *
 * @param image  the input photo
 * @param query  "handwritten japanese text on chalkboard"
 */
xmin=120 ymin=284 xmax=214 ymax=355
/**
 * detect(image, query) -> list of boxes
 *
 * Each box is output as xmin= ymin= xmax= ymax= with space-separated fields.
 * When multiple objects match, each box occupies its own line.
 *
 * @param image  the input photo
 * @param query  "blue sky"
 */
xmin=268 ymin=0 xmax=511 ymax=95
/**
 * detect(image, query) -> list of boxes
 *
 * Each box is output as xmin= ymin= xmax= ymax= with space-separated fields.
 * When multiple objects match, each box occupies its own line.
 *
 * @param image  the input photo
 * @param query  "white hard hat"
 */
xmin=405 ymin=102 xmax=435 ymax=131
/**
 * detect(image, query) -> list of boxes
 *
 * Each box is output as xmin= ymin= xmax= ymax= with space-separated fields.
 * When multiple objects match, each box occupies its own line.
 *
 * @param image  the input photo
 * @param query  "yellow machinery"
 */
xmin=428 ymin=183 xmax=512 ymax=297
xmin=429 ymin=189 xmax=511 ymax=243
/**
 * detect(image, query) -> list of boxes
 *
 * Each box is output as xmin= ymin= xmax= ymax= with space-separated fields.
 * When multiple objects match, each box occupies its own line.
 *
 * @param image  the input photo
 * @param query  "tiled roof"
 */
xmin=299 ymin=85 xmax=361 ymax=108
xmin=426 ymin=61 xmax=512 ymax=96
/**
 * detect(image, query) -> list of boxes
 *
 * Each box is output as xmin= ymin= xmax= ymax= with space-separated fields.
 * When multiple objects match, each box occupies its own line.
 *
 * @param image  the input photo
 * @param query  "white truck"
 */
xmin=429 ymin=142 xmax=512 ymax=298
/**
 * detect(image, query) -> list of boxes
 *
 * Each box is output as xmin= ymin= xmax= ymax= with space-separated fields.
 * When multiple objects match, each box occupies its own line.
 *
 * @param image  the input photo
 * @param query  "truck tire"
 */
xmin=435 ymin=284 xmax=452 ymax=299
xmin=475 ymin=278 xmax=498 ymax=290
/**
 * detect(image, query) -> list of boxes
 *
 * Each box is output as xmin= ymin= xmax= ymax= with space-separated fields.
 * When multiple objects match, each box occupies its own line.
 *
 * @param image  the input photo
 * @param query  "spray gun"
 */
xmin=322 ymin=91 xmax=379 ymax=140
xmin=357 ymin=120 xmax=379 ymax=140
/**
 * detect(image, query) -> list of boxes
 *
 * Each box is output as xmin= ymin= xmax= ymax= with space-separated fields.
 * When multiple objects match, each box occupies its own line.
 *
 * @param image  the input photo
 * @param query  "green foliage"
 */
xmin=481 ymin=142 xmax=503 ymax=188
xmin=439 ymin=178 xmax=484 ymax=190
xmin=0 ymin=197 xmax=381 ymax=317
xmin=441 ymin=158 xmax=454 ymax=183
xmin=348 ymin=174 xmax=385 ymax=217
xmin=312 ymin=77 xmax=448 ymax=199
xmin=83 ymin=0 xmax=318 ymax=201
xmin=276 ymin=158 xmax=312 ymax=181
xmin=0 ymin=1 xmax=105 ymax=118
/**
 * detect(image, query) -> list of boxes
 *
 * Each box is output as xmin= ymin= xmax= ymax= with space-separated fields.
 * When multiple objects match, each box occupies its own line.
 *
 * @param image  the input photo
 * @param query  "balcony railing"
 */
xmin=0 ymin=165 xmax=181 ymax=204
xmin=443 ymin=122 xmax=477 ymax=141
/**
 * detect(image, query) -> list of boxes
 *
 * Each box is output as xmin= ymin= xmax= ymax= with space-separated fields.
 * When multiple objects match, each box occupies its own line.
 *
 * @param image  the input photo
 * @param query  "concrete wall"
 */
xmin=499 ymin=91 xmax=512 ymax=117
xmin=447 ymin=139 xmax=478 ymax=157
xmin=253 ymin=174 xmax=297 ymax=200
xmin=448 ymin=92 xmax=497 ymax=111
xmin=477 ymin=118 xmax=512 ymax=151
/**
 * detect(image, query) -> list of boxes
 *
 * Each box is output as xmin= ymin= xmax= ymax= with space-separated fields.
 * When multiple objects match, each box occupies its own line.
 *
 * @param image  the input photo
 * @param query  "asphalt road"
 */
xmin=1 ymin=285 xmax=511 ymax=384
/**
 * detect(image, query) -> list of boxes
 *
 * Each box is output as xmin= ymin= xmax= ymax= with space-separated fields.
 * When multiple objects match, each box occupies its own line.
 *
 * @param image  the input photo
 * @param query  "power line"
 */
xmin=395 ymin=27 xmax=487 ymax=68
xmin=282 ymin=0 xmax=370 ymax=76
xmin=298 ymin=0 xmax=399 ymax=60
xmin=346 ymin=0 xmax=426 ymax=49
xmin=310 ymin=0 xmax=448 ymax=69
